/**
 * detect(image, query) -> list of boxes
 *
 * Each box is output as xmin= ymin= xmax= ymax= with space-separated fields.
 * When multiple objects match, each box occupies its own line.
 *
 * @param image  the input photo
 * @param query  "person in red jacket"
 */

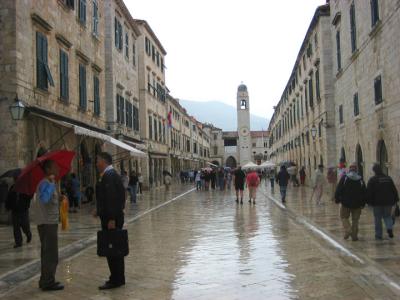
xmin=246 ymin=169 xmax=260 ymax=205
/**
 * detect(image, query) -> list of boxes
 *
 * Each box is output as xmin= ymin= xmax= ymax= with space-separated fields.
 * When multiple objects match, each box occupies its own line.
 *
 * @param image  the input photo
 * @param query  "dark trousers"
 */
xmin=138 ymin=183 xmax=143 ymax=194
xmin=12 ymin=211 xmax=31 ymax=245
xmin=37 ymin=224 xmax=58 ymax=288
xmin=100 ymin=216 xmax=125 ymax=285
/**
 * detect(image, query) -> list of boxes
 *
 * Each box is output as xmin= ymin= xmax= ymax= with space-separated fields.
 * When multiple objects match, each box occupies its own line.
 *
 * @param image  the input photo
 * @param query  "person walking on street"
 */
xmin=335 ymin=163 xmax=367 ymax=241
xmin=234 ymin=166 xmax=246 ymax=204
xmin=226 ymin=171 xmax=232 ymax=190
xmin=218 ymin=168 xmax=225 ymax=191
xmin=299 ymin=167 xmax=306 ymax=185
xmin=31 ymin=160 xmax=64 ymax=291
xmin=276 ymin=165 xmax=290 ymax=204
xmin=164 ymin=171 xmax=172 ymax=191
xmin=269 ymin=168 xmax=276 ymax=190
xmin=366 ymin=163 xmax=399 ymax=240
xmin=67 ymin=173 xmax=80 ymax=213
xmin=313 ymin=165 xmax=325 ymax=205
xmin=121 ymin=171 xmax=129 ymax=199
xmin=327 ymin=166 xmax=338 ymax=202
xmin=96 ymin=152 xmax=126 ymax=290
xmin=195 ymin=171 xmax=202 ymax=190
xmin=287 ymin=164 xmax=299 ymax=187
xmin=137 ymin=173 xmax=143 ymax=195
xmin=6 ymin=173 xmax=33 ymax=248
xmin=246 ymin=169 xmax=260 ymax=205
xmin=128 ymin=171 xmax=138 ymax=203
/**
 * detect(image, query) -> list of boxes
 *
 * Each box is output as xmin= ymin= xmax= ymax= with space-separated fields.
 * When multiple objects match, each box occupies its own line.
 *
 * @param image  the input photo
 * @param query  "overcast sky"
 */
xmin=127 ymin=0 xmax=327 ymax=120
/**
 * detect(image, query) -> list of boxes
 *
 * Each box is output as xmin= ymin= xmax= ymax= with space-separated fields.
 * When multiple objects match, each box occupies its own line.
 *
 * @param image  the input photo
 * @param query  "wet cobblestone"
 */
xmin=1 ymin=183 xmax=400 ymax=299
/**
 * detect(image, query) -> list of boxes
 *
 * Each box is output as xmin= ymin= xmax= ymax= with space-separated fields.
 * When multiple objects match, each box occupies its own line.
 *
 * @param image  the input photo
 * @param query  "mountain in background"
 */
xmin=179 ymin=100 xmax=269 ymax=131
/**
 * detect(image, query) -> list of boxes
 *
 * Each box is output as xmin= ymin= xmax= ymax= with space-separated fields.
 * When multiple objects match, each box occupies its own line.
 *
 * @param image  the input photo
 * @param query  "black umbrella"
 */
xmin=0 ymin=168 xmax=21 ymax=179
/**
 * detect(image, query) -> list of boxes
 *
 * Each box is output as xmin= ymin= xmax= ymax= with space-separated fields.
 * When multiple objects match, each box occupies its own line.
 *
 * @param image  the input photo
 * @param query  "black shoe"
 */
xmin=240 ymin=200 xmax=243 ymax=205
xmin=235 ymin=199 xmax=239 ymax=203
xmin=253 ymin=200 xmax=256 ymax=205
xmin=248 ymin=199 xmax=251 ymax=203
xmin=388 ymin=229 xmax=394 ymax=238
xmin=98 ymin=282 xmax=124 ymax=290
xmin=13 ymin=244 xmax=22 ymax=248
xmin=41 ymin=283 xmax=64 ymax=291
xmin=27 ymin=233 xmax=32 ymax=243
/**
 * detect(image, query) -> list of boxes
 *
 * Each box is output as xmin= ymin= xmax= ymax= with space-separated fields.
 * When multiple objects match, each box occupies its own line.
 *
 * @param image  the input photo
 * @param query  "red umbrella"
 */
xmin=14 ymin=150 xmax=75 ymax=195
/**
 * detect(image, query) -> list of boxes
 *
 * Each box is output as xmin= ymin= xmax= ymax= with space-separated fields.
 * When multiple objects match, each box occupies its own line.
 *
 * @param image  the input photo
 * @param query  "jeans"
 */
xmin=270 ymin=178 xmax=275 ymax=188
xmin=129 ymin=184 xmax=137 ymax=203
xmin=196 ymin=181 xmax=202 ymax=190
xmin=280 ymin=186 xmax=287 ymax=201
xmin=373 ymin=206 xmax=393 ymax=238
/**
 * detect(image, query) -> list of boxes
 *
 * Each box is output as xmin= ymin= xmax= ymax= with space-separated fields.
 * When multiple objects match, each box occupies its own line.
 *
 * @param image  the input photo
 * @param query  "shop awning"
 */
xmin=33 ymin=113 xmax=147 ymax=158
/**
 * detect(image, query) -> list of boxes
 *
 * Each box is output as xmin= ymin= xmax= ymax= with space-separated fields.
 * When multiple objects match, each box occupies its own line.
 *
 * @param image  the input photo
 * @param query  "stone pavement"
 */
xmin=0 ymin=183 xmax=195 ymax=294
xmin=1 ymin=183 xmax=400 ymax=299
xmin=261 ymin=180 xmax=400 ymax=288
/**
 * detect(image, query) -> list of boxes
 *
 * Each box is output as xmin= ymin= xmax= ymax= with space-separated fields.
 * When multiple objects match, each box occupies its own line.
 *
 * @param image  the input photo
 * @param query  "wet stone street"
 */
xmin=1 ymin=184 xmax=400 ymax=299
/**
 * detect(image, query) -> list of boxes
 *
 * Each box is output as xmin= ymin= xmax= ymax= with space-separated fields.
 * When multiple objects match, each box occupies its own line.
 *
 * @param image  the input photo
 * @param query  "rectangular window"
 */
xmin=36 ymin=32 xmax=54 ymax=90
xmin=147 ymin=74 xmax=151 ymax=93
xmin=148 ymin=116 xmax=153 ymax=139
xmin=118 ymin=23 xmax=123 ymax=51
xmin=339 ymin=105 xmax=344 ymax=124
xmin=304 ymin=85 xmax=308 ymax=114
xmin=133 ymin=105 xmax=139 ymax=131
xmin=78 ymin=64 xmax=87 ymax=110
xmin=78 ymin=0 xmax=86 ymax=24
xmin=156 ymin=52 xmax=160 ymax=67
xmin=336 ymin=31 xmax=342 ymax=71
xmin=65 ymin=0 xmax=74 ymax=9
xmin=119 ymin=96 xmax=125 ymax=124
xmin=300 ymin=96 xmax=304 ymax=118
xmin=371 ymin=0 xmax=380 ymax=27
xmin=158 ymin=120 xmax=162 ymax=142
xmin=154 ymin=118 xmax=158 ymax=141
xmin=93 ymin=75 xmax=100 ymax=116
xmin=350 ymin=2 xmax=357 ymax=53
xmin=59 ymin=50 xmax=69 ymax=101
xmin=315 ymin=68 xmax=321 ymax=101
xmin=152 ymin=45 xmax=156 ymax=62
xmin=125 ymin=101 xmax=132 ymax=128
xmin=374 ymin=75 xmax=383 ymax=105
xmin=125 ymin=33 xmax=129 ymax=58
xmin=161 ymin=57 xmax=164 ymax=72
xmin=92 ymin=0 xmax=98 ymax=35
xmin=132 ymin=43 xmax=136 ymax=67
xmin=114 ymin=17 xmax=119 ymax=49
xmin=353 ymin=92 xmax=359 ymax=116
xmin=145 ymin=37 xmax=151 ymax=56
xmin=309 ymin=74 xmax=314 ymax=108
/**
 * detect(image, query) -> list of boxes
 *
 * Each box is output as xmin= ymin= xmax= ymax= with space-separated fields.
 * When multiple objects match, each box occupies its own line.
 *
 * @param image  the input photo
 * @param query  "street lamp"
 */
xmin=310 ymin=125 xmax=318 ymax=139
xmin=9 ymin=94 xmax=26 ymax=121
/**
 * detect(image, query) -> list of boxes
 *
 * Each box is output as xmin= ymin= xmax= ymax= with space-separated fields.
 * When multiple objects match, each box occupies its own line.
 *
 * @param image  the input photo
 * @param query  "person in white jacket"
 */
xmin=312 ymin=165 xmax=325 ymax=205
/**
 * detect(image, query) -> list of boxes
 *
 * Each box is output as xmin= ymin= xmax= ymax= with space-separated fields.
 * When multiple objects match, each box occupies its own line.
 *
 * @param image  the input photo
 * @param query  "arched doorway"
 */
xmin=340 ymin=147 xmax=346 ymax=164
xmin=226 ymin=156 xmax=237 ymax=169
xmin=377 ymin=140 xmax=388 ymax=175
xmin=355 ymin=144 xmax=364 ymax=178
xmin=80 ymin=141 xmax=92 ymax=187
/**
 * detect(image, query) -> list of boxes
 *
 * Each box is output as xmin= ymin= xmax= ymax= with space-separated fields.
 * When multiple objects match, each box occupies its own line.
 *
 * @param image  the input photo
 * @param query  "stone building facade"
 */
xmin=330 ymin=0 xmax=400 ymax=182
xmin=103 ymin=0 xmax=142 ymax=175
xmin=0 ymin=0 xmax=109 ymax=187
xmin=268 ymin=0 xmax=400 ymax=186
xmin=268 ymin=4 xmax=336 ymax=179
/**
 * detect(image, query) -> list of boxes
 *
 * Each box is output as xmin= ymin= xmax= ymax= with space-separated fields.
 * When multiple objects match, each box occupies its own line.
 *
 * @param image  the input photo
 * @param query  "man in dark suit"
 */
xmin=95 ymin=152 xmax=126 ymax=290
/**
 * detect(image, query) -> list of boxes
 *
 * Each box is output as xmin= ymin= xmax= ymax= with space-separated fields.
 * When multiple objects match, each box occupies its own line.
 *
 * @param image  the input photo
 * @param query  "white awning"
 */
xmin=34 ymin=113 xmax=147 ymax=158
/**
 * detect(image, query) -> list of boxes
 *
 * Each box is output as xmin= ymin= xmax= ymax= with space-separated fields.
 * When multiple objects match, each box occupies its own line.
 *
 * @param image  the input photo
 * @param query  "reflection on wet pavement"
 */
xmin=1 ymin=185 xmax=394 ymax=299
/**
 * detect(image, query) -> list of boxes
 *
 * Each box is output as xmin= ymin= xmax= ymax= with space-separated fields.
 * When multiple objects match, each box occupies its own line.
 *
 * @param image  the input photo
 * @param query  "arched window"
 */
xmin=225 ymin=156 xmax=237 ymax=168
xmin=240 ymin=100 xmax=247 ymax=110
xmin=340 ymin=147 xmax=346 ymax=164
xmin=377 ymin=140 xmax=388 ymax=175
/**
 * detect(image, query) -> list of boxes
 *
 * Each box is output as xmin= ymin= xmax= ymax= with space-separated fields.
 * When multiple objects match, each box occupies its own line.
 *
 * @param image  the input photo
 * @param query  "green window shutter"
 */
xmin=93 ymin=75 xmax=100 ymax=115
xmin=120 ymin=96 xmax=125 ymax=124
xmin=116 ymin=95 xmax=120 ymax=122
xmin=59 ymin=50 xmax=69 ymax=101
xmin=79 ymin=64 xmax=87 ymax=109
xmin=36 ymin=32 xmax=45 ymax=89
xmin=114 ymin=17 xmax=119 ymax=48
xmin=118 ymin=23 xmax=123 ymax=51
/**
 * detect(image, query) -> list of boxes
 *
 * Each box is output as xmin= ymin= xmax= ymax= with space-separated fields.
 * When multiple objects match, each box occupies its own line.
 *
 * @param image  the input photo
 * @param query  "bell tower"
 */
xmin=237 ymin=83 xmax=252 ymax=165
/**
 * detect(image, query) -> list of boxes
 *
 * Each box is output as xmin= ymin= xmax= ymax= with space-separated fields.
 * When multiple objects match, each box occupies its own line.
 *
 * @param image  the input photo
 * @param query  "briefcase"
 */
xmin=97 ymin=229 xmax=129 ymax=257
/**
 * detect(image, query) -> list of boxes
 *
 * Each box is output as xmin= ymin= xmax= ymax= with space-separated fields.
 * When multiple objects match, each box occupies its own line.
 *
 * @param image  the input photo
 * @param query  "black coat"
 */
xmin=366 ymin=174 xmax=399 ymax=206
xmin=276 ymin=170 xmax=290 ymax=187
xmin=5 ymin=185 xmax=32 ymax=213
xmin=335 ymin=175 xmax=367 ymax=209
xmin=96 ymin=169 xmax=125 ymax=220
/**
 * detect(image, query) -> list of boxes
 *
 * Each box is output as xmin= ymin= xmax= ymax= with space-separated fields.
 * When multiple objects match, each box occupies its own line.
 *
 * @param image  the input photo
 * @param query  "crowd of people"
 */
xmin=273 ymin=161 xmax=400 ymax=242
